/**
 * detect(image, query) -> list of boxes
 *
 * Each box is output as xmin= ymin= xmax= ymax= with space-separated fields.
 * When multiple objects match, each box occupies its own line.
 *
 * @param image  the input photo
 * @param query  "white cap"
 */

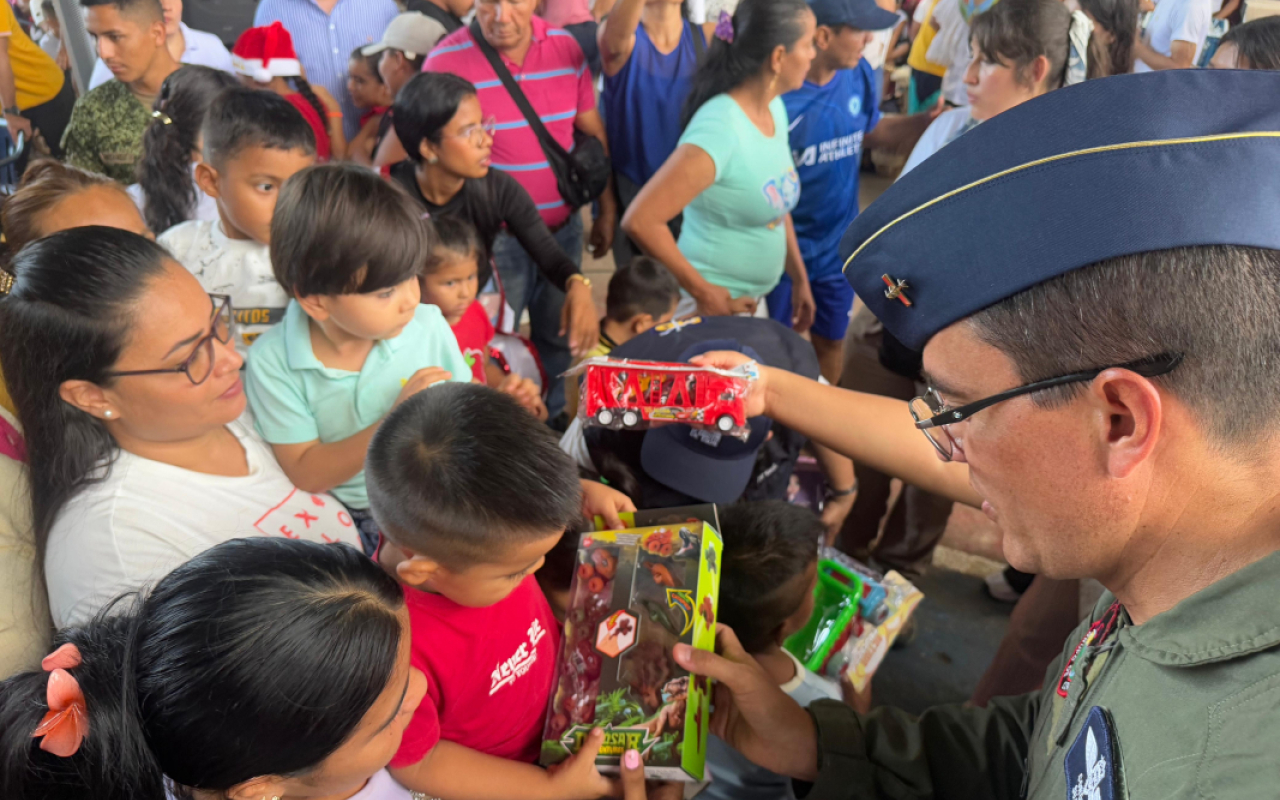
xmin=362 ymin=13 xmax=448 ymax=60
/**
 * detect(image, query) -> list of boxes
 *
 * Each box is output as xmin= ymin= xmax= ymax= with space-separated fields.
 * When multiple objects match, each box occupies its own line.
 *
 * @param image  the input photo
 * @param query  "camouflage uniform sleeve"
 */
xmin=804 ymin=690 xmax=1041 ymax=800
xmin=60 ymin=99 xmax=104 ymax=176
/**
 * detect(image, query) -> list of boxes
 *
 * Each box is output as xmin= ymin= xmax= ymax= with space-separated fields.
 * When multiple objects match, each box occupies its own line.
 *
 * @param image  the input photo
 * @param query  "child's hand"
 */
xmin=497 ymin=373 xmax=548 ymax=421
xmin=395 ymin=367 xmax=453 ymax=408
xmin=547 ymin=728 xmax=621 ymax=799
xmin=580 ymin=478 xmax=636 ymax=530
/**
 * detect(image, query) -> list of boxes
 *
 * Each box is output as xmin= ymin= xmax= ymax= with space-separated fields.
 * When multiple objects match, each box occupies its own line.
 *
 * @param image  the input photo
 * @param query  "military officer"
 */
xmin=672 ymin=68 xmax=1280 ymax=799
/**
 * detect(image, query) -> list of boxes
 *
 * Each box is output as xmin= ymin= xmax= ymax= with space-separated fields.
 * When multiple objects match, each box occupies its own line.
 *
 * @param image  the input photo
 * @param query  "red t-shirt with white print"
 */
xmin=450 ymin=300 xmax=495 ymax=384
xmin=389 ymin=575 xmax=561 ymax=768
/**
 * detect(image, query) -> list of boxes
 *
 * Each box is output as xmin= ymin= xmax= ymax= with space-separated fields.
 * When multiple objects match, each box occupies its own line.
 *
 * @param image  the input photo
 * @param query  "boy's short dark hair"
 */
xmin=425 ymin=216 xmax=483 ymax=274
xmin=366 ymin=382 xmax=583 ymax=568
xmin=80 ymin=0 xmax=161 ymax=19
xmin=270 ymin=163 xmax=428 ymax=297
xmin=202 ymin=87 xmax=316 ymax=169
xmin=606 ymin=256 xmax=680 ymax=323
xmin=718 ymin=501 xmax=824 ymax=654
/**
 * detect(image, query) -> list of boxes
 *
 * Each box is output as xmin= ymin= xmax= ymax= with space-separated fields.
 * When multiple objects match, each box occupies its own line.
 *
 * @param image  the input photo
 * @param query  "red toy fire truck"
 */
xmin=574 ymin=357 xmax=756 ymax=438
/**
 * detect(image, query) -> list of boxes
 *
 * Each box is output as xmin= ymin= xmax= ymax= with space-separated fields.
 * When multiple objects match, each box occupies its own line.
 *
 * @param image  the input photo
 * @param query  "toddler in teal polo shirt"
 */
xmin=245 ymin=165 xmax=471 ymax=552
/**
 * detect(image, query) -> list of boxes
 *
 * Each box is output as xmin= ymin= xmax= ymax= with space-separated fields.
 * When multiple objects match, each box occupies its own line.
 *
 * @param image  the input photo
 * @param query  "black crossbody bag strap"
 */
xmin=469 ymin=19 xmax=575 ymax=169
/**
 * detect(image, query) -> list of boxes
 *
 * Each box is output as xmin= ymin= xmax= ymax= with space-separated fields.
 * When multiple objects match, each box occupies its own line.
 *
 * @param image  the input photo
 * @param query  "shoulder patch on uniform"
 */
xmin=1064 ymin=706 xmax=1122 ymax=800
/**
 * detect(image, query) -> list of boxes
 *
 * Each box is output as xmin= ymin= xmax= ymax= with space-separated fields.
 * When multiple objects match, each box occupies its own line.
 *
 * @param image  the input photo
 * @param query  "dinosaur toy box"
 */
xmin=540 ymin=520 xmax=723 ymax=780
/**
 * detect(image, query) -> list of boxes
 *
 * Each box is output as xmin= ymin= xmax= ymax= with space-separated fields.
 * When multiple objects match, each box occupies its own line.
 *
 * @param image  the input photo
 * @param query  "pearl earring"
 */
xmin=428 ymin=155 xmax=439 ymax=164
xmin=103 ymin=410 xmax=113 ymax=418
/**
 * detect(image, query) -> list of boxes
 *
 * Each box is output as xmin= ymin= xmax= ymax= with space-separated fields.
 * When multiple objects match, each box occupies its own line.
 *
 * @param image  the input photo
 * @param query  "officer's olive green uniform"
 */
xmin=804 ymin=550 xmax=1280 ymax=799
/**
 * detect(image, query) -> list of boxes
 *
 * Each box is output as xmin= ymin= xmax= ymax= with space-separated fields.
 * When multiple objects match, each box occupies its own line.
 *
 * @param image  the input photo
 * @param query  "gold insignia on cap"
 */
xmin=882 ymin=274 xmax=912 ymax=307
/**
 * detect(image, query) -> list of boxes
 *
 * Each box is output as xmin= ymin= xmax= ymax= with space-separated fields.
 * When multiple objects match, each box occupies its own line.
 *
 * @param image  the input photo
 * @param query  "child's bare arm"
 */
xmin=389 ymin=732 xmax=618 ymax=800
xmin=268 ymin=366 xmax=452 ymax=493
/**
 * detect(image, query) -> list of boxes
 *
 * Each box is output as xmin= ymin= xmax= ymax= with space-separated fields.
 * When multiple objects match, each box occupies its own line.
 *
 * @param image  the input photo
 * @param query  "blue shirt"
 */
xmin=602 ymin=21 xmax=704 ymax=187
xmin=244 ymin=301 xmax=472 ymax=509
xmin=783 ymin=60 xmax=881 ymax=280
xmin=253 ymin=0 xmax=398 ymax=139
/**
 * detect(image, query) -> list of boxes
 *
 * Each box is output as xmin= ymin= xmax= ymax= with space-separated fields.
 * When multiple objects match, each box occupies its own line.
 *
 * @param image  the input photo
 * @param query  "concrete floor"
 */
xmin=577 ymin=168 xmax=1017 ymax=712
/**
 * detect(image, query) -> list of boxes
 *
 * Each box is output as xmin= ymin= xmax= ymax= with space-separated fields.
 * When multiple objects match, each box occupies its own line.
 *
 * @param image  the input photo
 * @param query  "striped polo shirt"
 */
xmin=424 ymin=17 xmax=595 ymax=229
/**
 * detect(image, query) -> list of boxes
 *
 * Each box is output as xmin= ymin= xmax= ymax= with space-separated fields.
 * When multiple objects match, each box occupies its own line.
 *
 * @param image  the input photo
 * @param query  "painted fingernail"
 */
xmin=624 ymin=750 xmax=641 ymax=770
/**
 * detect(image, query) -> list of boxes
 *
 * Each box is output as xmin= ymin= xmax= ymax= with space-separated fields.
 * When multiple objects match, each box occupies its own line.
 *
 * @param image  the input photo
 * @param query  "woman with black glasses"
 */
xmin=0 ymin=228 xmax=362 ymax=629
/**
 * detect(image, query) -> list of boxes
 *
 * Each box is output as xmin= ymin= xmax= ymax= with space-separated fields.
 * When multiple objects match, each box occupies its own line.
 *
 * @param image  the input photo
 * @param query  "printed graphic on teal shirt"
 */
xmin=762 ymin=168 xmax=801 ymax=228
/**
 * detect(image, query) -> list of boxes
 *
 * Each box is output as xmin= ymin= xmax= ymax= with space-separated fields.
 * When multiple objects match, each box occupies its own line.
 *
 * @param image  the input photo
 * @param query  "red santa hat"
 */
xmin=232 ymin=22 xmax=302 ymax=84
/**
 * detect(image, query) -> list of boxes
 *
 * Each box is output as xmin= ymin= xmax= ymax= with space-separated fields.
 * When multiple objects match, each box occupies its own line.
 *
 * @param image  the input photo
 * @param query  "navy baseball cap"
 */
xmin=809 ymin=0 xmax=900 ymax=32
xmin=638 ymin=340 xmax=772 ymax=505
xmin=603 ymin=316 xmax=819 ymax=504
xmin=840 ymin=70 xmax=1280 ymax=351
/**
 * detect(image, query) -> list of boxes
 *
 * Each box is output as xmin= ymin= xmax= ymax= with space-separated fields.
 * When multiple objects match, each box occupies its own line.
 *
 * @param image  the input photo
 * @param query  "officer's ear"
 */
xmin=1089 ymin=369 xmax=1164 ymax=479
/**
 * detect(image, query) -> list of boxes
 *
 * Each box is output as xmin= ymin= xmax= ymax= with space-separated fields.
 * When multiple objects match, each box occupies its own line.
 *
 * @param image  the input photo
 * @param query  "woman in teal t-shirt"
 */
xmin=621 ymin=0 xmax=817 ymax=328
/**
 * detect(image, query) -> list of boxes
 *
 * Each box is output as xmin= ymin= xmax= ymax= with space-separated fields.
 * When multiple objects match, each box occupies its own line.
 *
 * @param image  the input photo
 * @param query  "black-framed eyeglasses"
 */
xmin=909 ymin=352 xmax=1184 ymax=461
xmin=104 ymin=294 xmax=235 ymax=386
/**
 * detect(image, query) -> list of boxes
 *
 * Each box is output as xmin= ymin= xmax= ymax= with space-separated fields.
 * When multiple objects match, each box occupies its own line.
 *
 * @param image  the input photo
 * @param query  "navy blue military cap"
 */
xmin=810 ymin=0 xmax=900 ymax=31
xmin=841 ymin=70 xmax=1280 ymax=351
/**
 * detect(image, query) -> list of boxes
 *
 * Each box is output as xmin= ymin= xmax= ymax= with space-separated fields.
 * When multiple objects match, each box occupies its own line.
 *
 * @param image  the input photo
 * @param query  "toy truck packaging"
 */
xmin=541 ymin=521 xmax=723 ymax=781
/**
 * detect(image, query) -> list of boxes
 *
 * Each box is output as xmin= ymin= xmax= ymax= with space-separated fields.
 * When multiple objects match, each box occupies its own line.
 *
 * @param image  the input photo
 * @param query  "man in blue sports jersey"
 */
xmin=770 ymin=0 xmax=937 ymax=382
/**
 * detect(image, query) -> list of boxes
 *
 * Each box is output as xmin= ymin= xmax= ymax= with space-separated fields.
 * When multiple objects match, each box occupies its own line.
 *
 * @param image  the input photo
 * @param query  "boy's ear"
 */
xmin=294 ymin=293 xmax=331 ymax=322
xmin=815 ymin=25 xmax=833 ymax=51
xmin=395 ymin=552 xmax=445 ymax=587
xmin=630 ymin=313 xmax=656 ymax=336
xmin=194 ymin=162 xmax=221 ymax=199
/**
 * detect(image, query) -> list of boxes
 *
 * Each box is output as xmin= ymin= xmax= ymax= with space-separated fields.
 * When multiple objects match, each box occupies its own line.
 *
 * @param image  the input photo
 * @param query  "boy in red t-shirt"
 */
xmin=420 ymin=216 xmax=547 ymax=420
xmin=365 ymin=382 xmax=615 ymax=800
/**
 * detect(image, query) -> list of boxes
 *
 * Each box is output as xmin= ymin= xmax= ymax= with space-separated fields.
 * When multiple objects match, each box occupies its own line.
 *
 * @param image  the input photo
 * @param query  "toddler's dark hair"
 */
xmin=425 ymin=216 xmax=482 ymax=275
xmin=718 ymin=501 xmax=823 ymax=654
xmin=202 ymin=86 xmax=316 ymax=169
xmin=271 ymin=163 xmax=429 ymax=297
xmin=606 ymin=256 xmax=680 ymax=323
xmin=366 ymin=382 xmax=583 ymax=569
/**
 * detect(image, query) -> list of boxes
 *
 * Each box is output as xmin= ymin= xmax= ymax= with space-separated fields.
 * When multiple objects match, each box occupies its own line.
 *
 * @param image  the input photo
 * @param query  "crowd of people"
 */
xmin=0 ymin=0 xmax=1277 ymax=798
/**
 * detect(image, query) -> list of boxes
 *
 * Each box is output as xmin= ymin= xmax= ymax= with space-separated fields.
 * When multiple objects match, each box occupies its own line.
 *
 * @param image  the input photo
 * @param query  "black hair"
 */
xmin=201 ymin=86 xmax=316 ymax=169
xmin=1076 ymin=0 xmax=1138 ymax=75
xmin=971 ymin=0 xmax=1110 ymax=90
xmin=682 ymin=0 xmax=811 ymax=128
xmin=78 ymin=0 xmax=161 ymax=19
xmin=393 ymin=71 xmax=476 ymax=164
xmin=717 ymin=501 xmax=824 ymax=654
xmin=1219 ymin=16 xmax=1280 ymax=70
xmin=425 ymin=216 xmax=483 ymax=274
xmin=970 ymin=246 xmax=1280 ymax=444
xmin=366 ymin=382 xmax=583 ymax=568
xmin=289 ymin=76 xmax=331 ymax=142
xmin=0 ymin=228 xmax=170 ymax=591
xmin=0 ymin=537 xmax=404 ymax=800
xmin=270 ymin=163 xmax=429 ymax=296
xmin=136 ymin=66 xmax=238 ymax=233
xmin=349 ymin=45 xmax=385 ymax=83
xmin=606 ymin=256 xmax=680 ymax=323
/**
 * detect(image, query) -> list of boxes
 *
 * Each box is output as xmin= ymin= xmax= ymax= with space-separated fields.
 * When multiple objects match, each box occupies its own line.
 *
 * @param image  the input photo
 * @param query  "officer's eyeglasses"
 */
xmin=909 ymin=352 xmax=1184 ymax=461
xmin=104 ymin=294 xmax=235 ymax=386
